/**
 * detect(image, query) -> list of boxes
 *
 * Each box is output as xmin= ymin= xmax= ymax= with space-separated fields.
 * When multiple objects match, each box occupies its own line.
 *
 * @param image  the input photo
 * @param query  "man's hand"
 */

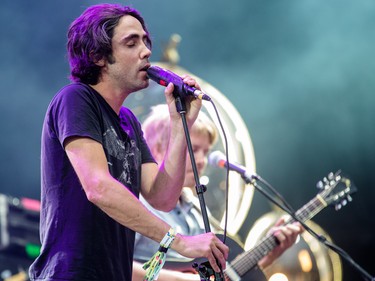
xmin=171 ymin=232 xmax=229 ymax=273
xmin=258 ymin=217 xmax=303 ymax=269
xmin=164 ymin=75 xmax=202 ymax=129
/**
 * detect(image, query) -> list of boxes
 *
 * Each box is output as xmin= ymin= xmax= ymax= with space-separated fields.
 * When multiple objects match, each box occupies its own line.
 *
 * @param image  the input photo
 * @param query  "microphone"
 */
xmin=146 ymin=65 xmax=211 ymax=101
xmin=208 ymin=150 xmax=259 ymax=181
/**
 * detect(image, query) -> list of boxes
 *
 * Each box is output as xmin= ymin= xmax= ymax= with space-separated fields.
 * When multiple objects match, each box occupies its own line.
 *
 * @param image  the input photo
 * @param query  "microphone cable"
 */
xmin=207 ymin=99 xmax=230 ymax=244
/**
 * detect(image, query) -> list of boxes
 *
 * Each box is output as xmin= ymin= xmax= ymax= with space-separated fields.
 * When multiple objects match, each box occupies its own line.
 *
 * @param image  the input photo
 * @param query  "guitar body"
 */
xmin=238 ymin=267 xmax=266 ymax=281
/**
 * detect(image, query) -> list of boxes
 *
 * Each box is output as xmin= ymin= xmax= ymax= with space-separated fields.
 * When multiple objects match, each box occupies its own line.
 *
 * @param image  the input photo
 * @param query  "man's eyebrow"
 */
xmin=121 ymin=33 xmax=140 ymax=42
xmin=121 ymin=33 xmax=150 ymax=43
xmin=120 ymin=33 xmax=152 ymax=49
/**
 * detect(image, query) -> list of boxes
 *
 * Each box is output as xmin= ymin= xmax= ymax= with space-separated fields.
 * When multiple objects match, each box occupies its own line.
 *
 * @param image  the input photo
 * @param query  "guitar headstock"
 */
xmin=316 ymin=170 xmax=357 ymax=210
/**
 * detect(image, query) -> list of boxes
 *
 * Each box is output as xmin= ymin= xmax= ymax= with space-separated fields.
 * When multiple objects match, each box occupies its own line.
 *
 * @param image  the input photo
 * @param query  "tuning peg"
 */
xmin=316 ymin=180 xmax=324 ymax=189
xmin=335 ymin=204 xmax=342 ymax=211
xmin=335 ymin=174 xmax=342 ymax=182
xmin=347 ymin=195 xmax=353 ymax=202
xmin=327 ymin=172 xmax=334 ymax=181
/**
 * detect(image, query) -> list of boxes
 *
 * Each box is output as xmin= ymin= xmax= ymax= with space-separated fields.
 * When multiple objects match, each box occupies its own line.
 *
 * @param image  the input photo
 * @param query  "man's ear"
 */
xmin=90 ymin=51 xmax=106 ymax=67
xmin=94 ymin=58 xmax=106 ymax=67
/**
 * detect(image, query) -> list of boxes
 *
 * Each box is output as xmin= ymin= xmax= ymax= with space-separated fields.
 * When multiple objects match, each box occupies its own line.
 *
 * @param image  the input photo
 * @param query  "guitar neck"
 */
xmin=228 ymin=195 xmax=327 ymax=277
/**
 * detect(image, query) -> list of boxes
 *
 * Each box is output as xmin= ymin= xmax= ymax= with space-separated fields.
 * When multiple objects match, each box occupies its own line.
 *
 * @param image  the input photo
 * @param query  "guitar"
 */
xmin=221 ymin=171 xmax=356 ymax=280
xmin=137 ymin=171 xmax=356 ymax=280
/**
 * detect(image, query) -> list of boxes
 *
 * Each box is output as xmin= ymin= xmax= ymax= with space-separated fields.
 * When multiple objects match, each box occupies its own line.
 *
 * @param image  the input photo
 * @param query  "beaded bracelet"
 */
xmin=142 ymin=228 xmax=176 ymax=281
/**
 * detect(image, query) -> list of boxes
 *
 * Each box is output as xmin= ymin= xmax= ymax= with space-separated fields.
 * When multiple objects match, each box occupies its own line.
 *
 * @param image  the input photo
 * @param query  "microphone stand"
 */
xmin=241 ymin=174 xmax=374 ymax=281
xmin=174 ymin=96 xmax=224 ymax=281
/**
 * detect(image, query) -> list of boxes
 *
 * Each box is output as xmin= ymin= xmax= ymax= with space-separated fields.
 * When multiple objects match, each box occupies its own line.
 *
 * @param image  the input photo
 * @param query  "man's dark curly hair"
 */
xmin=67 ymin=4 xmax=151 ymax=85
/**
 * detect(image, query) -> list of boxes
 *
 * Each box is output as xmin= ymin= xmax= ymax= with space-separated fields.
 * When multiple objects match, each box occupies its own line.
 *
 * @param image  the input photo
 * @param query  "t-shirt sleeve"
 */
xmin=48 ymin=84 xmax=103 ymax=147
xmin=138 ymin=125 xmax=156 ymax=165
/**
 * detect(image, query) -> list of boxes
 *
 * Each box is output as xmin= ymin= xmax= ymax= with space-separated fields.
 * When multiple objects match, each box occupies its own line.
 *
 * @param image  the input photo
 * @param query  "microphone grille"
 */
xmin=146 ymin=65 xmax=159 ymax=77
xmin=208 ymin=150 xmax=225 ymax=167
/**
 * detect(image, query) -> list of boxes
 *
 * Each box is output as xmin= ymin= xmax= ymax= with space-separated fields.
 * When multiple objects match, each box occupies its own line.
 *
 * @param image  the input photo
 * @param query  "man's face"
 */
xmin=184 ymin=131 xmax=212 ymax=188
xmin=104 ymin=15 xmax=152 ymax=93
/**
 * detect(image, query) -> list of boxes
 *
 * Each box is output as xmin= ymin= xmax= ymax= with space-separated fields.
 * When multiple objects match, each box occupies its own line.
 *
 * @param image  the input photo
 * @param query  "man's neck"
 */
xmin=90 ymin=82 xmax=130 ymax=115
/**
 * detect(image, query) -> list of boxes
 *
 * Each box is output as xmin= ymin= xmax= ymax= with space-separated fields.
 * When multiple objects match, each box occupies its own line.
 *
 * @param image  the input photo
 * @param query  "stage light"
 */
xmin=269 ymin=273 xmax=289 ymax=281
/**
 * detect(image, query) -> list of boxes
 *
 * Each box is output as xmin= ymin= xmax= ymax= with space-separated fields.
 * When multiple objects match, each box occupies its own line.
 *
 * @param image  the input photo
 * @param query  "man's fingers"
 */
xmin=213 ymin=247 xmax=226 ymax=270
xmin=202 ymin=235 xmax=228 ymax=273
xmin=164 ymin=83 xmax=174 ymax=99
xmin=209 ymin=238 xmax=229 ymax=272
xmin=216 ymin=240 xmax=229 ymax=260
xmin=274 ymin=224 xmax=302 ymax=248
xmin=207 ymin=253 xmax=220 ymax=273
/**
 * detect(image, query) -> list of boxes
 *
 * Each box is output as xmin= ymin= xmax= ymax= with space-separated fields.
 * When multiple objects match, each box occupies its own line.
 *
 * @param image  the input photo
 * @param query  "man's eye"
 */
xmin=144 ymin=39 xmax=152 ymax=50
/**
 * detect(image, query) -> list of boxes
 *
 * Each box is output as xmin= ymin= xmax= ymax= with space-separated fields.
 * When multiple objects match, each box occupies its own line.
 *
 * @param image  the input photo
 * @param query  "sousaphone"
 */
xmin=125 ymin=34 xmax=256 ymax=236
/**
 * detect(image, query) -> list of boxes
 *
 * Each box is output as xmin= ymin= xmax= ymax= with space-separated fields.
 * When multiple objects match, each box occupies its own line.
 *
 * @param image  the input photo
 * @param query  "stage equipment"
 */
xmin=0 ymin=194 xmax=40 ymax=260
xmin=0 ymin=253 xmax=31 ymax=281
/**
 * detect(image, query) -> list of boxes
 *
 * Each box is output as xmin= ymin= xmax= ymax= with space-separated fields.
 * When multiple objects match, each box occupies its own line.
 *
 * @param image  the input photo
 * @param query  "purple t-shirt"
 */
xmin=29 ymin=83 xmax=155 ymax=281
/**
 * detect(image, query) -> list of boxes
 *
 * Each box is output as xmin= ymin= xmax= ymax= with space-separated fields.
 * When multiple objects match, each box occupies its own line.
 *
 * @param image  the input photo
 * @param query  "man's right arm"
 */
xmin=65 ymin=136 xmax=172 ymax=242
xmin=64 ymin=136 xmax=228 ymax=272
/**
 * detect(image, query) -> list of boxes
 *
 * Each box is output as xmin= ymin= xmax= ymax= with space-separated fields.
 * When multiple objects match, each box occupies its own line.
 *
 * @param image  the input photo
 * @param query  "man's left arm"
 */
xmin=141 ymin=76 xmax=202 ymax=211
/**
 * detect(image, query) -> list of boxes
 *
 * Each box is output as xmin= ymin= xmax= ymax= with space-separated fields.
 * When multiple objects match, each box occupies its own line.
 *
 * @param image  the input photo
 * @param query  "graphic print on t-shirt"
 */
xmin=103 ymin=126 xmax=140 ymax=188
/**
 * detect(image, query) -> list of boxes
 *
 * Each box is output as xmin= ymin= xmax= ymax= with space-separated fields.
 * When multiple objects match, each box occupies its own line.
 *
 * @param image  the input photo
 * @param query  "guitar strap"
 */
xmin=180 ymin=188 xmax=223 ymax=232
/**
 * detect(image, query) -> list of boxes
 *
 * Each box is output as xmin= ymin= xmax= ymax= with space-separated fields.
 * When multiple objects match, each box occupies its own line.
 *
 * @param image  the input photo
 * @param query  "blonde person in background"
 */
xmin=132 ymin=104 xmax=303 ymax=281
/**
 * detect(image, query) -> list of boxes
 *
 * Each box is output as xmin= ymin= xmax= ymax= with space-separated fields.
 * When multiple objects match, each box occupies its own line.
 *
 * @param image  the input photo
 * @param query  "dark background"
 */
xmin=1 ymin=1 xmax=374 ymax=280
